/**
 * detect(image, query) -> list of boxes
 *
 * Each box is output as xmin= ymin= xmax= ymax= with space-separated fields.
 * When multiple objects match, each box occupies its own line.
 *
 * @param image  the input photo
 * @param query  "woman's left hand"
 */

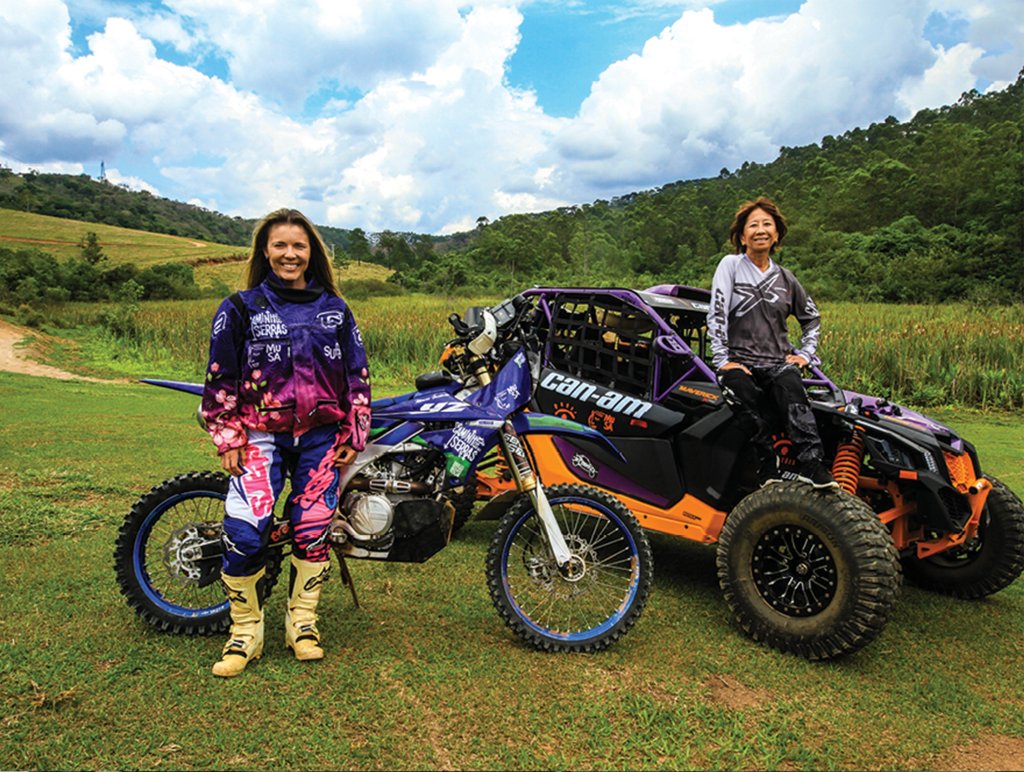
xmin=786 ymin=354 xmax=809 ymax=367
xmin=333 ymin=443 xmax=358 ymax=466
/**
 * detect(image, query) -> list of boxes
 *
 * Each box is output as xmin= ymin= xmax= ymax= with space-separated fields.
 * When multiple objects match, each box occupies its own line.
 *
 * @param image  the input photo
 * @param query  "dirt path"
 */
xmin=0 ymin=319 xmax=108 ymax=381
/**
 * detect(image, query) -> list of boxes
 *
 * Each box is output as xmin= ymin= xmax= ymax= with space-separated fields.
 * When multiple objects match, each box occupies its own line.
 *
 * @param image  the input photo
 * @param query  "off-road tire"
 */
xmin=114 ymin=471 xmax=284 ymax=635
xmin=902 ymin=476 xmax=1024 ymax=598
xmin=716 ymin=481 xmax=901 ymax=660
xmin=486 ymin=484 xmax=653 ymax=653
xmin=446 ymin=482 xmax=478 ymax=536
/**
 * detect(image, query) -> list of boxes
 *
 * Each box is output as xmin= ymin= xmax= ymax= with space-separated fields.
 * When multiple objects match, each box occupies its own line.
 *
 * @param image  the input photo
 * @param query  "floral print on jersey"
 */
xmin=201 ymin=277 xmax=372 ymax=455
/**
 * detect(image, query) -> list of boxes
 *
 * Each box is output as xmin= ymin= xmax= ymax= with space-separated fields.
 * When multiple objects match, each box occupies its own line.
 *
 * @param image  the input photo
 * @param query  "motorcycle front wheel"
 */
xmin=114 ymin=471 xmax=283 ymax=635
xmin=486 ymin=484 xmax=653 ymax=652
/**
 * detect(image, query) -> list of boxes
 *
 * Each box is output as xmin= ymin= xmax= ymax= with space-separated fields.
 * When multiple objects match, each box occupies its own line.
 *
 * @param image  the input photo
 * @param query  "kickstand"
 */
xmin=333 ymin=549 xmax=360 ymax=608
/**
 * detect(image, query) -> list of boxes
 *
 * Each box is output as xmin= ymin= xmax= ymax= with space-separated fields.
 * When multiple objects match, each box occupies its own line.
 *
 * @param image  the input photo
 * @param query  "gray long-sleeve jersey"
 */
xmin=707 ymin=253 xmax=821 ymax=370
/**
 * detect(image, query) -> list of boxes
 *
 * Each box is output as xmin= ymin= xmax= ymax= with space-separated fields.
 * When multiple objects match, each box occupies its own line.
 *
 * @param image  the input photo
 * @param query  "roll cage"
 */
xmin=519 ymin=284 xmax=845 ymax=407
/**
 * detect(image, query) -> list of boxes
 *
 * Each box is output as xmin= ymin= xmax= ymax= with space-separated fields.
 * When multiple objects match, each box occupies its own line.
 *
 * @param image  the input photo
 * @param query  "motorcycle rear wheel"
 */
xmin=486 ymin=484 xmax=653 ymax=652
xmin=114 ymin=471 xmax=284 ymax=635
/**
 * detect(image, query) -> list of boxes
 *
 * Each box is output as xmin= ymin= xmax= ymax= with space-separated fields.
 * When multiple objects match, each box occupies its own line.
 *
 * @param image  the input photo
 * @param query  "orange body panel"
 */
xmin=524 ymin=435 xmax=728 ymax=543
xmin=481 ymin=432 xmax=986 ymax=556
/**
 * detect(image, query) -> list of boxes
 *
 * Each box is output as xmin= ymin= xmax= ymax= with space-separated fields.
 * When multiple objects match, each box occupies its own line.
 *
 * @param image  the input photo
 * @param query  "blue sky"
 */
xmin=1 ymin=1 xmax=1020 ymax=234
xmin=509 ymin=1 xmax=808 ymax=116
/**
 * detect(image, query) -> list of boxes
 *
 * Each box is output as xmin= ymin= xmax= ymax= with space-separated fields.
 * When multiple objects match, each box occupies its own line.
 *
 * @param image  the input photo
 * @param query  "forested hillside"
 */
xmin=1 ymin=72 xmax=1020 ymax=303
xmin=0 ymin=170 xmax=360 ymax=252
xmin=398 ymin=72 xmax=1022 ymax=302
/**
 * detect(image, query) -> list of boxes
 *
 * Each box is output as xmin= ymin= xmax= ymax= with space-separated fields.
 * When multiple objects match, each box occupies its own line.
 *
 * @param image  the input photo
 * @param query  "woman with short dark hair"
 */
xmin=707 ymin=197 xmax=835 ymax=488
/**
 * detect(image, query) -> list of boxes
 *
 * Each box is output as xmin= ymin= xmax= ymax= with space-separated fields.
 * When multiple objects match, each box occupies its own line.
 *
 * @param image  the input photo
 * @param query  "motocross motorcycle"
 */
xmin=114 ymin=298 xmax=653 ymax=653
xmin=441 ymin=284 xmax=1024 ymax=661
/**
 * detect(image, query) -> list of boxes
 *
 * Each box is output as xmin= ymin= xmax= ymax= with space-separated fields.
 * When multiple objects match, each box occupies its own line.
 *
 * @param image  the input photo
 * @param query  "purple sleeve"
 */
xmin=200 ymin=298 xmax=248 ymax=455
xmin=337 ymin=304 xmax=372 ymax=452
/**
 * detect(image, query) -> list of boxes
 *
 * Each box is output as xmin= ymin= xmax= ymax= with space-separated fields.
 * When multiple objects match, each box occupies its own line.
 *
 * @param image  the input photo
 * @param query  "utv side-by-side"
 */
xmin=446 ymin=284 xmax=1024 ymax=660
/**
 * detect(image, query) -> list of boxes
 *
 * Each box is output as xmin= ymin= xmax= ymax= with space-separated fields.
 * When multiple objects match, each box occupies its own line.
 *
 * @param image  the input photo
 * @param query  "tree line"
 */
xmin=395 ymin=71 xmax=1022 ymax=303
xmin=1 ymin=71 xmax=1020 ymax=304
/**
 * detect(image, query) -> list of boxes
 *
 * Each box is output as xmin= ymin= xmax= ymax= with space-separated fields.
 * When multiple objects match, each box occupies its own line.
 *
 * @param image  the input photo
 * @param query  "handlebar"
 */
xmin=448 ymin=312 xmax=470 ymax=337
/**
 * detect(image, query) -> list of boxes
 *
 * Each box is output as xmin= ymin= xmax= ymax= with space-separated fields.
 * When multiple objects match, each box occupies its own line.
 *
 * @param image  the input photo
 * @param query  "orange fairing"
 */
xmin=525 ymin=435 xmax=728 ymax=543
xmin=475 ymin=447 xmax=513 ymax=499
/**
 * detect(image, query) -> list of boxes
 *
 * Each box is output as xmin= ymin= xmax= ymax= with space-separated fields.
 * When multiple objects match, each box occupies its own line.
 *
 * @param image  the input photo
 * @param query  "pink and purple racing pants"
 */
xmin=221 ymin=423 xmax=342 ymax=576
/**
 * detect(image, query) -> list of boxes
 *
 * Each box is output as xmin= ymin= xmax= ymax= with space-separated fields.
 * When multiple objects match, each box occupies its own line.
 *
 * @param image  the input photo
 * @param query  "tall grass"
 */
xmin=44 ymin=295 xmax=493 ymax=388
xmin=817 ymin=302 xmax=1024 ymax=409
xmin=41 ymin=297 xmax=1024 ymax=407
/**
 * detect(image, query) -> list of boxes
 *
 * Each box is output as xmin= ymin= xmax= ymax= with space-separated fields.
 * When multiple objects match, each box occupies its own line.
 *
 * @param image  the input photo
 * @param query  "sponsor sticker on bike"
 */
xmin=571 ymin=453 xmax=599 ymax=479
xmin=444 ymin=424 xmax=486 ymax=463
xmin=539 ymin=372 xmax=653 ymax=419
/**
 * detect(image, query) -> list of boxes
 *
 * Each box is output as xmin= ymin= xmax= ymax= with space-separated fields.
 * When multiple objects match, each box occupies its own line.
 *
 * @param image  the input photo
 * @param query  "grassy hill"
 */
xmin=0 ymin=208 xmax=244 ymax=267
xmin=0 ymin=208 xmax=392 ymax=291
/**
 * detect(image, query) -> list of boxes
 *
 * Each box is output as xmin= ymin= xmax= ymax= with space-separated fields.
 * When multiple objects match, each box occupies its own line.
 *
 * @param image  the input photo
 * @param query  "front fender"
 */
xmin=511 ymin=412 xmax=625 ymax=462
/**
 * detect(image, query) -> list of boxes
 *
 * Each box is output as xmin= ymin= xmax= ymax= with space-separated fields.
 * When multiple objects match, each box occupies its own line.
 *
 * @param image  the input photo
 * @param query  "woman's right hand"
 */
xmin=221 ymin=448 xmax=244 ymax=476
xmin=720 ymin=361 xmax=751 ymax=375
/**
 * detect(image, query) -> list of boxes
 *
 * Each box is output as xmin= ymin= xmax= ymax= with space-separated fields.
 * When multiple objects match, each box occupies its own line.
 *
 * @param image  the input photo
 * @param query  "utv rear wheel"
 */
xmin=902 ymin=477 xmax=1024 ymax=599
xmin=716 ymin=481 xmax=901 ymax=660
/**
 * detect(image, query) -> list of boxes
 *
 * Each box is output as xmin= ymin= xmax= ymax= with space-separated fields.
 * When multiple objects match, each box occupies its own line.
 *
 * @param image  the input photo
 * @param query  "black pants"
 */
xmin=717 ymin=363 xmax=824 ymax=466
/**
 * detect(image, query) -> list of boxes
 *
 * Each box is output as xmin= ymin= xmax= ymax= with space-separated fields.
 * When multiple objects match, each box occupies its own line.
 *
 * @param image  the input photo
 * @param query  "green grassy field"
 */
xmin=0 ymin=208 xmax=245 ymax=267
xmin=0 ymin=372 xmax=1022 ymax=770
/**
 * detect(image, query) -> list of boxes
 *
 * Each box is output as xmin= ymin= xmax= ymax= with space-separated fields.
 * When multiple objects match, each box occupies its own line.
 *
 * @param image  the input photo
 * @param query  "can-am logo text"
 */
xmin=540 ymin=372 xmax=653 ymax=419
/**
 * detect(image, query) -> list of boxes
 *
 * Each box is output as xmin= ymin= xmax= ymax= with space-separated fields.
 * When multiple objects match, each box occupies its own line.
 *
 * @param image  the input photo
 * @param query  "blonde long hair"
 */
xmin=244 ymin=208 xmax=340 ymax=296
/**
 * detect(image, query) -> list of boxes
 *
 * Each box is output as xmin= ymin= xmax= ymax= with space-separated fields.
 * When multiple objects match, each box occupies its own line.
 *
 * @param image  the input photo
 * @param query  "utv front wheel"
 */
xmin=716 ymin=481 xmax=901 ymax=660
xmin=902 ymin=476 xmax=1024 ymax=599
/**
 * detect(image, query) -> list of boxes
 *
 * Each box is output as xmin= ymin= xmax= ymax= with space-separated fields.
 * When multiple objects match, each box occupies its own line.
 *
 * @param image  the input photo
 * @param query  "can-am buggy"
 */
xmin=439 ymin=285 xmax=1024 ymax=660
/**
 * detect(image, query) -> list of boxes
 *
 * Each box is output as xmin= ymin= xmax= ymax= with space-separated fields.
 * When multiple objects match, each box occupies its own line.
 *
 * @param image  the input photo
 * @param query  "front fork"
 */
xmin=498 ymin=421 xmax=573 ymax=569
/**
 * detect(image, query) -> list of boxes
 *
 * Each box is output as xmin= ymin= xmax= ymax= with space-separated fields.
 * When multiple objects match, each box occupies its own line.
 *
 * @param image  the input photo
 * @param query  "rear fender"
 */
xmin=141 ymin=378 xmax=203 ymax=396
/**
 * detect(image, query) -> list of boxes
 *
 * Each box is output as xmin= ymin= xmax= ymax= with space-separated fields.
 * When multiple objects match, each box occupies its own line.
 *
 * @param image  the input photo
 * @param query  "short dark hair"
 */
xmin=245 ymin=208 xmax=340 ymax=296
xmin=729 ymin=197 xmax=788 ymax=254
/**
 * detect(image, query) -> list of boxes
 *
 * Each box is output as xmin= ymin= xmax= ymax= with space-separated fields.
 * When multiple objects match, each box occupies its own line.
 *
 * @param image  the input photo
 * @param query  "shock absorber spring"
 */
xmin=831 ymin=431 xmax=865 ymax=495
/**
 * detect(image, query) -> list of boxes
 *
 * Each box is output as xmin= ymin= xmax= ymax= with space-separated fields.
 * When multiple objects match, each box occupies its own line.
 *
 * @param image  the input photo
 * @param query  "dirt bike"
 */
xmin=114 ymin=300 xmax=654 ymax=653
xmin=440 ymin=284 xmax=1024 ymax=660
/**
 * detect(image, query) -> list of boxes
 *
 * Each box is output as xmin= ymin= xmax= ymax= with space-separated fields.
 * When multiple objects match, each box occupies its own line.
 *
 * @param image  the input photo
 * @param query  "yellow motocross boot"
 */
xmin=285 ymin=557 xmax=330 ymax=661
xmin=211 ymin=568 xmax=265 ymax=677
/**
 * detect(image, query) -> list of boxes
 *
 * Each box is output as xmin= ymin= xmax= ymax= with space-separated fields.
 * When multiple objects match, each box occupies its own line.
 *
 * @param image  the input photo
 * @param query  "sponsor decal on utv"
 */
xmin=540 ymin=372 xmax=653 ymax=419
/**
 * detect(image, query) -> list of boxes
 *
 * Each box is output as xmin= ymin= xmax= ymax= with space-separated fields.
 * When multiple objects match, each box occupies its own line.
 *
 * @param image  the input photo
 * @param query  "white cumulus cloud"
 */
xmin=0 ymin=0 xmax=1020 ymax=233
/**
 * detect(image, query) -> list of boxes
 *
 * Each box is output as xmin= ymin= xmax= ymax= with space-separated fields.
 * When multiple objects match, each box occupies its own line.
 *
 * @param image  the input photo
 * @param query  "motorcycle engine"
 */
xmin=342 ymin=491 xmax=394 ymax=540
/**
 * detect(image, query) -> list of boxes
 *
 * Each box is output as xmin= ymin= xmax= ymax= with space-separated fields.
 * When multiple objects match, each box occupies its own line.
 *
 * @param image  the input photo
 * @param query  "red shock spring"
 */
xmin=831 ymin=431 xmax=865 ymax=495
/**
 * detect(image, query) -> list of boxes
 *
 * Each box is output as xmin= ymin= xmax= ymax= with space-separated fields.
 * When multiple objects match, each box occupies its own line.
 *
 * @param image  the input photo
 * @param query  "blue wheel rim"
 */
xmin=501 ymin=494 xmax=641 ymax=643
xmin=133 ymin=489 xmax=227 ymax=619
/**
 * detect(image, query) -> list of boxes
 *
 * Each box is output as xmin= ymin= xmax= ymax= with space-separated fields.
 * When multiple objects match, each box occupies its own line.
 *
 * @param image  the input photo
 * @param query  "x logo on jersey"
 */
xmin=733 ymin=272 xmax=785 ymax=317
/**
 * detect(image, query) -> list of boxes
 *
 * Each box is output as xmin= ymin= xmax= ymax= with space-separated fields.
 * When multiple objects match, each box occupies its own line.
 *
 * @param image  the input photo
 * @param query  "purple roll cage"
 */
xmin=520 ymin=284 xmax=842 ymax=406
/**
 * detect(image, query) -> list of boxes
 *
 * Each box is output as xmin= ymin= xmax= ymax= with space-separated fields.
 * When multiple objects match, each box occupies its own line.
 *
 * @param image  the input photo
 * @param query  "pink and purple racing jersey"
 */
xmin=201 ymin=276 xmax=371 ymax=455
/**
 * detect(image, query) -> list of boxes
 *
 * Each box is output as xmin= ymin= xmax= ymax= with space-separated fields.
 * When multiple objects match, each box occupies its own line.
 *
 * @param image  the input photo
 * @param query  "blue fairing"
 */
xmin=511 ymin=412 xmax=625 ymax=461
xmin=141 ymin=379 xmax=204 ymax=396
xmin=373 ymin=350 xmax=532 ymax=423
